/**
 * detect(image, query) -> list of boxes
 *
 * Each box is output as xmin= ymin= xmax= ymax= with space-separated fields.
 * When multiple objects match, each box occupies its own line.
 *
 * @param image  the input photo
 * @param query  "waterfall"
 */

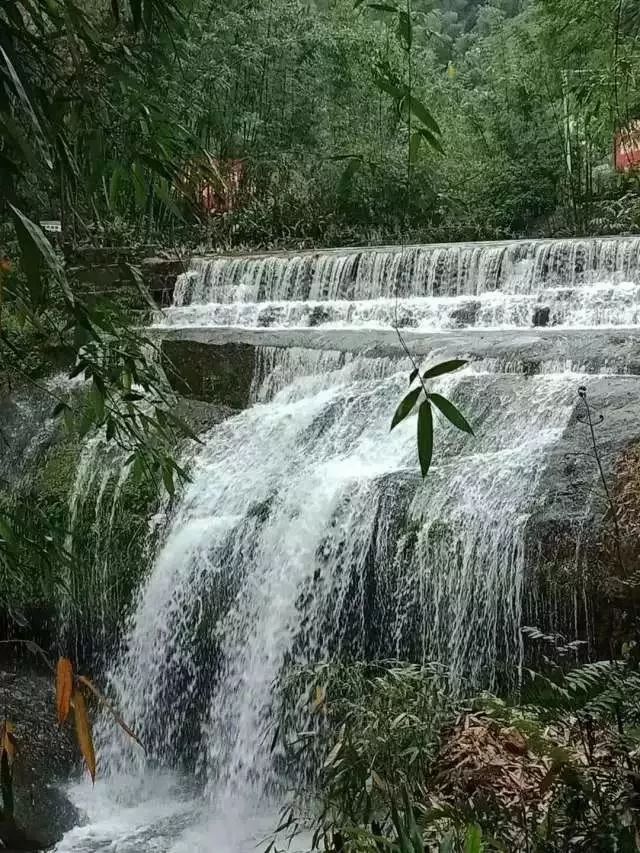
xmin=165 ymin=237 xmax=640 ymax=330
xmin=62 ymin=435 xmax=138 ymax=659
xmin=56 ymin=236 xmax=640 ymax=852
xmin=61 ymin=413 xmax=167 ymax=663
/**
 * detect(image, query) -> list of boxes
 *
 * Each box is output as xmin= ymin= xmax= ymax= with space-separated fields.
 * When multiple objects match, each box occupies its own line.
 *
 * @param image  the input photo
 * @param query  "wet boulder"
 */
xmin=0 ymin=668 xmax=79 ymax=849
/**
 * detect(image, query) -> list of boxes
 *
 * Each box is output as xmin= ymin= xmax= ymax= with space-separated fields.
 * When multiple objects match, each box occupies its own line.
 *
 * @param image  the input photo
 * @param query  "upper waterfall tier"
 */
xmin=163 ymin=236 xmax=640 ymax=332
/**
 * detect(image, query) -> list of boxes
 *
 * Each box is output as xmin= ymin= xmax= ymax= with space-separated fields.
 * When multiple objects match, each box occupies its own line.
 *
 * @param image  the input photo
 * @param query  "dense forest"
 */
xmin=3 ymin=0 xmax=640 ymax=251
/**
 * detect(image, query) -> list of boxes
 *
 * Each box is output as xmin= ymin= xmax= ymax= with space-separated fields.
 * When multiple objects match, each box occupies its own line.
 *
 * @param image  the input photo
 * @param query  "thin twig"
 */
xmin=578 ymin=387 xmax=625 ymax=577
xmin=0 ymin=640 xmax=54 ymax=673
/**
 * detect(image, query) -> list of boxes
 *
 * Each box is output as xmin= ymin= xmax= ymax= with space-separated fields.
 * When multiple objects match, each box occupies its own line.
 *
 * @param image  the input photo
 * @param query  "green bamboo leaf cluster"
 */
xmin=391 ymin=360 xmax=473 ymax=477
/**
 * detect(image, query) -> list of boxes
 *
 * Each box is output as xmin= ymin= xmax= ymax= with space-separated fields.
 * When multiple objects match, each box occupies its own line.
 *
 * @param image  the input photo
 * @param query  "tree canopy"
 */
xmin=3 ymin=0 xmax=640 ymax=250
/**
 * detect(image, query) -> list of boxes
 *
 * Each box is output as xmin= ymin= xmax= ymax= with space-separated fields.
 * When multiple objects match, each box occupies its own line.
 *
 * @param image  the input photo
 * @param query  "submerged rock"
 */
xmin=532 ymin=305 xmax=550 ymax=327
xmin=450 ymin=300 xmax=480 ymax=327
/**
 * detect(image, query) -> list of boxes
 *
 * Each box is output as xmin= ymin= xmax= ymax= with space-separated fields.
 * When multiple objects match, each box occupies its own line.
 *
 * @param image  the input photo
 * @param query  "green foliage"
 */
xmin=271 ymin=620 xmax=640 ymax=852
xmin=0 ymin=1 xmax=202 ymax=604
xmin=391 ymin=360 xmax=472 ymax=477
xmin=0 ymin=422 xmax=165 ymax=656
xmin=273 ymin=661 xmax=465 ymax=851
xmin=3 ymin=0 xmax=640 ymax=250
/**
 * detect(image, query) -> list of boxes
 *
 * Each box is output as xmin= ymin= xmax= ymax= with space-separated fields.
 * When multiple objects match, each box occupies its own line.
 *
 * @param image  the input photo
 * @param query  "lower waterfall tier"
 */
xmin=99 ymin=346 xmax=615 ymax=804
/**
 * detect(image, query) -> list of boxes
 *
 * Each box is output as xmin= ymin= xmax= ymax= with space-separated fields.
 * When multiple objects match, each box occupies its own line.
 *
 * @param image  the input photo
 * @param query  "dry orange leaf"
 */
xmin=72 ymin=690 xmax=96 ymax=783
xmin=1 ymin=720 xmax=16 ymax=765
xmin=56 ymin=657 xmax=74 ymax=725
xmin=311 ymin=684 xmax=327 ymax=714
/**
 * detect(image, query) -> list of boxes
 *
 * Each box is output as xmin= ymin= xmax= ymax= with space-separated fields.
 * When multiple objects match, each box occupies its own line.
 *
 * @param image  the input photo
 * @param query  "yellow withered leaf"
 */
xmin=56 ymin=657 xmax=74 ymax=725
xmin=311 ymin=684 xmax=327 ymax=714
xmin=1 ymin=720 xmax=16 ymax=765
xmin=72 ymin=690 xmax=96 ymax=783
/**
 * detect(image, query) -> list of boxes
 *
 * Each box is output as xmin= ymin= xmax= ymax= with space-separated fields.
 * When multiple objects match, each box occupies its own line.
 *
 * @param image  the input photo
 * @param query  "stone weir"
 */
xmin=145 ymin=236 xmax=640 ymax=678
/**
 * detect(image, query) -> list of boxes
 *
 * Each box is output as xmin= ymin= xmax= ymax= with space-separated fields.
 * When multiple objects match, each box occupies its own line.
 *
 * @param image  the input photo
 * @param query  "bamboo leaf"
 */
xmin=0 ymin=46 xmax=51 ymax=168
xmin=373 ymin=72 xmax=405 ymax=101
xmin=464 ymin=824 xmax=483 ymax=853
xmin=324 ymin=740 xmax=343 ymax=768
xmin=9 ymin=204 xmax=70 ymax=308
xmin=421 ymin=359 xmax=467 ymax=380
xmin=162 ymin=463 xmax=175 ymax=496
xmin=131 ymin=161 xmax=147 ymax=209
xmin=1 ymin=721 xmax=16 ymax=765
xmin=153 ymin=179 xmax=186 ymax=222
xmin=91 ymin=384 xmax=105 ymax=422
xmin=0 ymin=112 xmax=40 ymax=171
xmin=429 ymin=393 xmax=474 ymax=435
xmin=311 ymin=684 xmax=327 ymax=713
xmin=417 ymin=126 xmax=445 ymax=156
xmin=52 ymin=401 xmax=69 ymax=418
xmin=408 ymin=96 xmax=440 ymax=136
xmin=417 ymin=401 xmax=433 ymax=478
xmin=0 ymin=746 xmax=13 ymax=818
xmin=397 ymin=10 xmax=412 ymax=48
xmin=371 ymin=769 xmax=386 ymax=790
xmin=72 ymin=689 xmax=96 ymax=782
xmin=164 ymin=410 xmax=202 ymax=444
xmin=368 ymin=2 xmax=398 ymax=12
xmin=391 ymin=386 xmax=422 ymax=431
xmin=56 ymin=658 xmax=74 ymax=725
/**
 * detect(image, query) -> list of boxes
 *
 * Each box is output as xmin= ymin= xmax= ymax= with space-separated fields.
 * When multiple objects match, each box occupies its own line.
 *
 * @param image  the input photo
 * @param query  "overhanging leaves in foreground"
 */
xmin=0 ymin=644 xmax=143 ymax=790
xmin=429 ymin=392 xmax=474 ymax=435
xmin=391 ymin=359 xmax=473 ymax=477
xmin=417 ymin=400 xmax=433 ymax=478
xmin=391 ymin=386 xmax=423 ymax=430
xmin=56 ymin=658 xmax=74 ymax=725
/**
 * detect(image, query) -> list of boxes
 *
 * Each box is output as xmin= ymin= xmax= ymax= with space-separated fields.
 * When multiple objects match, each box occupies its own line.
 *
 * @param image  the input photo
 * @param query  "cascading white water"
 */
xmin=56 ymin=236 xmax=640 ymax=852
xmin=62 ymin=435 xmax=138 ymax=659
xmin=164 ymin=237 xmax=640 ymax=331
xmin=161 ymin=283 xmax=640 ymax=331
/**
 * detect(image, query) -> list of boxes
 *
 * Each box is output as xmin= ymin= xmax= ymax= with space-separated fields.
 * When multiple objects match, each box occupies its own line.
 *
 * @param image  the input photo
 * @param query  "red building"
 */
xmin=615 ymin=121 xmax=640 ymax=171
xmin=200 ymin=158 xmax=247 ymax=214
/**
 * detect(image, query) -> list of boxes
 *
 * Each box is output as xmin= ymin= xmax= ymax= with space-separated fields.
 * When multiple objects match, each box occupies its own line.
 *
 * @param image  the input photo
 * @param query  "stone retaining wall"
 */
xmin=63 ymin=246 xmax=188 ymax=306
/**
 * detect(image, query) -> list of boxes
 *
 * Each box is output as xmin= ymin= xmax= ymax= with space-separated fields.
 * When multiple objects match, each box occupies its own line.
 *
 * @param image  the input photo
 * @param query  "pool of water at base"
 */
xmin=54 ymin=773 xmax=305 ymax=853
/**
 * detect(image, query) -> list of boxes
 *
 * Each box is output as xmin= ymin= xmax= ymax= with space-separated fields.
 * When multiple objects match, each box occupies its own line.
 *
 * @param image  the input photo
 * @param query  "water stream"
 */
xmin=55 ymin=236 xmax=640 ymax=851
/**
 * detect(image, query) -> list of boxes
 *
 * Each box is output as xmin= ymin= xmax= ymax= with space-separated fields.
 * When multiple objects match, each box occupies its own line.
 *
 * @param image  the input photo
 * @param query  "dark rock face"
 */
xmin=0 ymin=669 xmax=79 ymax=849
xmin=450 ymin=301 xmax=480 ymax=328
xmin=257 ymin=306 xmax=283 ymax=327
xmin=524 ymin=377 xmax=640 ymax=658
xmin=308 ymin=306 xmax=331 ymax=327
xmin=532 ymin=306 xmax=550 ymax=327
xmin=141 ymin=257 xmax=186 ymax=306
xmin=161 ymin=340 xmax=256 ymax=408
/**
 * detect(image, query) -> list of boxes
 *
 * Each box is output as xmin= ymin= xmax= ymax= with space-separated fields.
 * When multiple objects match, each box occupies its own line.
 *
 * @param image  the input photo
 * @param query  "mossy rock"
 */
xmin=37 ymin=442 xmax=78 ymax=503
